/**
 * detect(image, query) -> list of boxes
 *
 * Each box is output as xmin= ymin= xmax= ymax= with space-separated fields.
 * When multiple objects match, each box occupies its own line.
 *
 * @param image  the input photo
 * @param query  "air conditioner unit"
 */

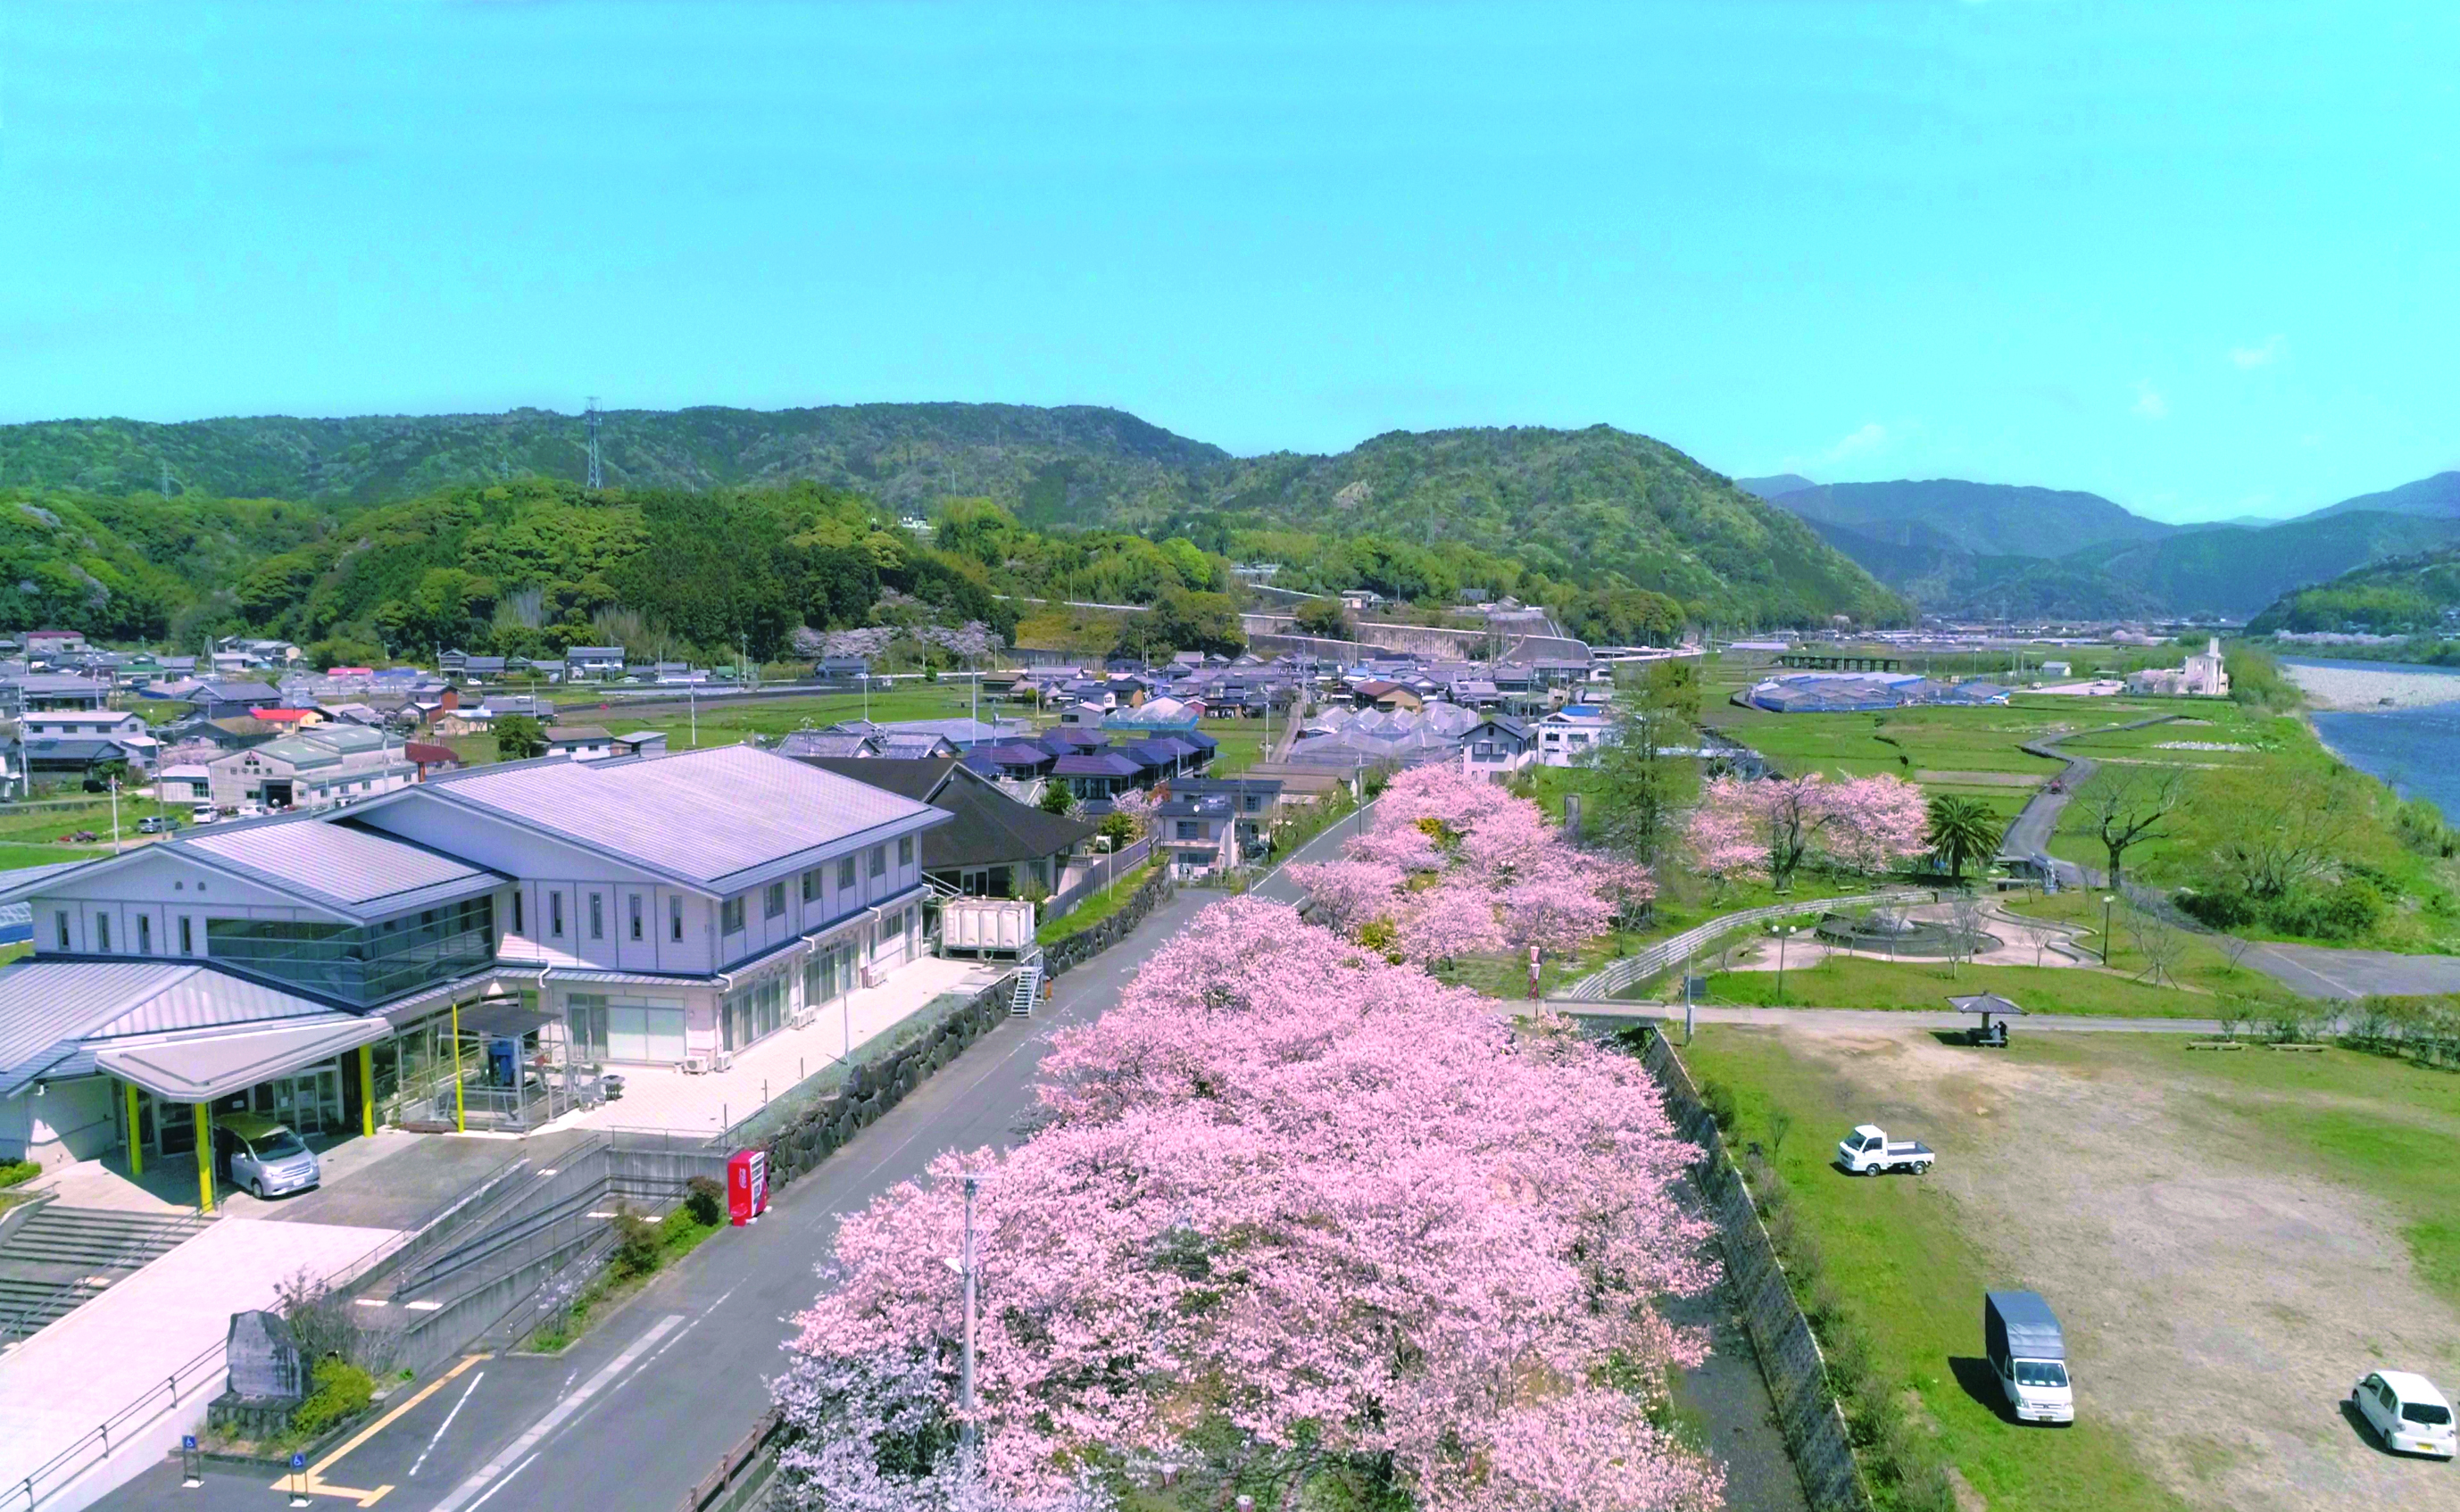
xmin=861 ymin=966 xmax=885 ymax=990
xmin=711 ymin=1050 xmax=735 ymax=1073
xmin=790 ymin=1006 xmax=815 ymax=1029
xmin=680 ymin=1054 xmax=710 ymax=1076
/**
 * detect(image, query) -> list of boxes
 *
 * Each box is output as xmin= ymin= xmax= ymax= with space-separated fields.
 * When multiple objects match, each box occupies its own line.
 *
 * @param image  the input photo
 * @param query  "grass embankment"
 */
xmin=1704 ymin=954 xmax=2224 ymax=1018
xmin=528 ymin=1196 xmax=724 ymax=1353
xmin=1681 ymin=1028 xmax=2190 ymax=1512
xmin=1038 ymin=862 xmax=1157 ymax=945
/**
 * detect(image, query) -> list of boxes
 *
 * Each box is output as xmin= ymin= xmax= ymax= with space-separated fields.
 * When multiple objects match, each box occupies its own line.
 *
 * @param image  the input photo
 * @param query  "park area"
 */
xmin=1682 ymin=1024 xmax=2460 ymax=1512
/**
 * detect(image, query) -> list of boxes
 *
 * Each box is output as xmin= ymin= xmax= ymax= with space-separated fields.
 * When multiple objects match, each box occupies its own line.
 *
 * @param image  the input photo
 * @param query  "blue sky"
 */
xmin=4 ymin=2 xmax=2453 ymax=521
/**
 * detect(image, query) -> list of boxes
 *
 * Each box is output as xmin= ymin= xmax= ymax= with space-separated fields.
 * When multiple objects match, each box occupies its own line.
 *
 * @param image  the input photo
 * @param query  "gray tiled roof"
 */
xmin=421 ymin=744 xmax=945 ymax=888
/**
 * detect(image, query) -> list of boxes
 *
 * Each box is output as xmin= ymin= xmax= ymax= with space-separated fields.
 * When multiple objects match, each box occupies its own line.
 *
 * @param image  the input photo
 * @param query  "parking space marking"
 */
xmin=428 ymin=1314 xmax=686 ymax=1512
xmin=271 ymin=1351 xmax=489 ymax=1505
xmin=409 ymin=1368 xmax=486 ymax=1477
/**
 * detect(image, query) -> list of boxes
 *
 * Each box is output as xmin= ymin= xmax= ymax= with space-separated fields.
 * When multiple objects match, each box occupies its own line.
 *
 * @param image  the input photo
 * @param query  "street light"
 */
xmin=944 ymin=1173 xmax=982 ymax=1471
xmin=2101 ymin=894 xmax=2116 ymax=967
xmin=1770 ymin=923 xmax=1798 ymax=1003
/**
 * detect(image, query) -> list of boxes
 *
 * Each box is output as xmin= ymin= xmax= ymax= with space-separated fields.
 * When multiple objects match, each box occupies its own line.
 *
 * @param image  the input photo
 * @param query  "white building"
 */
xmin=2125 ymin=638 xmax=2231 ymax=699
xmin=0 ymin=746 xmax=948 ymax=1178
xmin=1534 ymin=705 xmax=1616 ymax=767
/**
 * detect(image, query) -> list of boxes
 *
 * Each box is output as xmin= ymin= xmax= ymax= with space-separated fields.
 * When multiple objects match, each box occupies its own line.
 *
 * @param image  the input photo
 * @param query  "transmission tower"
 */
xmin=160 ymin=460 xmax=171 ymax=498
xmin=584 ymin=396 xmax=604 ymax=489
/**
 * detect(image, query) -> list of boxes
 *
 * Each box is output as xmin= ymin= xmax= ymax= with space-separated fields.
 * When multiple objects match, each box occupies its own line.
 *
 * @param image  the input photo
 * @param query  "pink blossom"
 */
xmin=1397 ymin=881 xmax=1506 ymax=964
xmin=1685 ymin=771 xmax=1929 ymax=888
xmin=1284 ymin=859 xmax=1405 ymax=934
xmin=777 ymin=898 xmax=1723 ymax=1512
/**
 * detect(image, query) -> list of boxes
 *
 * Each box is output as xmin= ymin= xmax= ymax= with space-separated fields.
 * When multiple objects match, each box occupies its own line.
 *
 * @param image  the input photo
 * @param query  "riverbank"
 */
xmin=2279 ymin=655 xmax=2460 ymax=710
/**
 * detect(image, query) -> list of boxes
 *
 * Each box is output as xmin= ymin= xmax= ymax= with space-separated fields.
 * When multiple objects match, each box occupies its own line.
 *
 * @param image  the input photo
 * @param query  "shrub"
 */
xmin=2316 ymin=878 xmax=2385 ymax=940
xmin=610 ymin=1205 xmax=662 ymax=1278
xmin=0 ymin=1159 xmax=38 ymax=1190
xmin=2178 ymin=885 xmax=2256 ymax=929
xmin=685 ymin=1175 xmax=725 ymax=1228
xmin=291 ymin=1358 xmax=374 ymax=1438
xmin=1699 ymin=1077 xmax=1739 ymax=1134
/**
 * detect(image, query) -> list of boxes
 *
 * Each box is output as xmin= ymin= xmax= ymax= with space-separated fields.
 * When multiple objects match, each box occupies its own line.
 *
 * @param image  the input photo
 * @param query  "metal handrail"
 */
xmin=1557 ymin=888 xmax=1938 ymax=1001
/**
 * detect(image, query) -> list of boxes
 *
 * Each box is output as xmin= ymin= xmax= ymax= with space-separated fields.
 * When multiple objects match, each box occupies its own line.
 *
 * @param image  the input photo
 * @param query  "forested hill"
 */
xmin=0 ymin=406 xmax=1905 ymax=633
xmin=2247 ymin=544 xmax=2460 ymax=636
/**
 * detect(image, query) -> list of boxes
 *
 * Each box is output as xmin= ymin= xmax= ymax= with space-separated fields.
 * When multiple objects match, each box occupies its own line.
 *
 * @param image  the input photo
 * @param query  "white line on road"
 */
xmin=460 ymin=1452 xmax=538 ymax=1512
xmin=409 ymin=1369 xmax=486 ymax=1477
xmin=427 ymin=1314 xmax=686 ymax=1512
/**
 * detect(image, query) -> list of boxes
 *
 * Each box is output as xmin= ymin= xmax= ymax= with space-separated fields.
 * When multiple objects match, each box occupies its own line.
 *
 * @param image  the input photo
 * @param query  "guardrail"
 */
xmin=1045 ymin=837 xmax=1151 ymax=920
xmin=1557 ymin=888 xmax=1938 ymax=1001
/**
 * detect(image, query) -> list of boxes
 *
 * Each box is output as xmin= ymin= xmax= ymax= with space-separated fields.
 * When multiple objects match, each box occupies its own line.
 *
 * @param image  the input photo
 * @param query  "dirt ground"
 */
xmin=1779 ymin=1027 xmax=2460 ymax=1512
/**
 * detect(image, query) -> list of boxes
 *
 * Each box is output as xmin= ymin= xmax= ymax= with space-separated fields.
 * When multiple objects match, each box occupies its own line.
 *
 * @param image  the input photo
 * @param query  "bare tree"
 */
xmin=2201 ymin=768 xmax=2362 ymax=901
xmin=2213 ymin=997 xmax=2252 ymax=1043
xmin=1767 ymin=1107 xmax=1796 ymax=1158
xmin=2216 ymin=930 xmax=2256 ymax=976
xmin=2071 ymin=766 xmax=2187 ymax=889
xmin=1946 ymin=893 xmax=1986 ymax=978
xmin=2126 ymin=905 xmax=2188 ymax=988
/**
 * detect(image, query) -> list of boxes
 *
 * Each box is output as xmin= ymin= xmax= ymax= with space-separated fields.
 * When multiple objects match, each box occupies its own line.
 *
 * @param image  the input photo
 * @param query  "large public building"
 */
xmin=0 ymin=745 xmax=949 ymax=1203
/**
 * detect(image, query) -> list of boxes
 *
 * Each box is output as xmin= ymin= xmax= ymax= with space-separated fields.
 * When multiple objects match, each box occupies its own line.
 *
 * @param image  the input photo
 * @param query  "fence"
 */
xmin=1634 ymin=1028 xmax=1875 ymax=1512
xmin=1045 ymin=837 xmax=1151 ymax=920
xmin=1558 ymin=889 xmax=1937 ymax=1001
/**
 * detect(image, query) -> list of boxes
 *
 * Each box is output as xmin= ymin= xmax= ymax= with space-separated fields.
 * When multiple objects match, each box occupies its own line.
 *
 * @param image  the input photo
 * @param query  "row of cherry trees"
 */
xmin=774 ymin=897 xmax=1726 ymax=1512
xmin=1683 ymin=772 xmax=1931 ymax=892
xmin=1284 ymin=765 xmax=1650 ymax=968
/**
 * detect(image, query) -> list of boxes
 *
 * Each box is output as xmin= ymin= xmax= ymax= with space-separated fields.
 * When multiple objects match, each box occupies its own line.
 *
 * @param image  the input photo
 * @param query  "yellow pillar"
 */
xmin=192 ymin=1102 xmax=213 ymax=1214
xmin=450 ymin=999 xmax=466 ymax=1134
xmin=359 ymin=1043 xmax=377 ymax=1138
xmin=123 ymin=1081 xmax=143 ymax=1178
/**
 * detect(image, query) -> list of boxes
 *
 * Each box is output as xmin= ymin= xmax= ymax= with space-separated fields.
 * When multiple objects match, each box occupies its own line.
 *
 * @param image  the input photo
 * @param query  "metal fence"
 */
xmin=1636 ymin=1029 xmax=1875 ymax=1512
xmin=1558 ymin=889 xmax=1937 ymax=1001
xmin=1045 ymin=837 xmax=1150 ymax=919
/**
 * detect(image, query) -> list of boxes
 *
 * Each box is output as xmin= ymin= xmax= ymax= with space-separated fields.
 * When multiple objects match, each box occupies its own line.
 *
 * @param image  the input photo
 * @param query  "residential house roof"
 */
xmin=545 ymin=724 xmax=614 ymax=743
xmin=794 ymin=755 xmax=1100 ymax=871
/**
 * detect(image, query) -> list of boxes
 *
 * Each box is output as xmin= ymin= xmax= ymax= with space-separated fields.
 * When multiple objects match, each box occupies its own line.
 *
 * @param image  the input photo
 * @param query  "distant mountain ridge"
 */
xmin=1741 ymin=470 xmax=2460 ymax=618
xmin=0 ymin=405 xmax=1906 ymax=632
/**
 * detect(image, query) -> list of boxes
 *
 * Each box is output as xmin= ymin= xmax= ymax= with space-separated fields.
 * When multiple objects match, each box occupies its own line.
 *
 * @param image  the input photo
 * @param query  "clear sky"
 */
xmin=4 ymin=2 xmax=2453 ymax=521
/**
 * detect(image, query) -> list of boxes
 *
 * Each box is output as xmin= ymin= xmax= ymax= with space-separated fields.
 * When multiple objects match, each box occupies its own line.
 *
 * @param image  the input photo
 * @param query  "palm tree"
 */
xmin=1926 ymin=796 xmax=2001 ymax=884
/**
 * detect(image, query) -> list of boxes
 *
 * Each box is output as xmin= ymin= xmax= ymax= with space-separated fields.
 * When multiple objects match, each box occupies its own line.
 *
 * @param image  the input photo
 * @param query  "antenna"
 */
xmin=584 ymin=397 xmax=604 ymax=489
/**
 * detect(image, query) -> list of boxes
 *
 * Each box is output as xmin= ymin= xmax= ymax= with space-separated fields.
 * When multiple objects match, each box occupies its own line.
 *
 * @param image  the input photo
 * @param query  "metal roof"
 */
xmin=0 ymin=960 xmax=354 ymax=1095
xmin=99 ymin=1015 xmax=389 ymax=1102
xmin=416 ymin=744 xmax=947 ymax=889
xmin=178 ymin=816 xmax=503 ymax=918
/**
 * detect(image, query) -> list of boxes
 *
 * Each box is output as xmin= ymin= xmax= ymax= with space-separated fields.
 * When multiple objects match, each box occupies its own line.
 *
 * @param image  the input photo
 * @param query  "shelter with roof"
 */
xmin=0 ymin=745 xmax=951 ymax=1208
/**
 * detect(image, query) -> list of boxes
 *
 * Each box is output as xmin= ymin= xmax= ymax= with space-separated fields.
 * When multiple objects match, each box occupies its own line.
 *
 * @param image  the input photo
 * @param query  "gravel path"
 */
xmin=2281 ymin=660 xmax=2460 ymax=710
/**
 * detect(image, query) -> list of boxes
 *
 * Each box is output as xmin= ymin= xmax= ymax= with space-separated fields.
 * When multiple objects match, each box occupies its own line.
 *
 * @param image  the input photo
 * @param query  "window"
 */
xmin=801 ymin=868 xmax=819 ymax=903
xmin=721 ymin=896 xmax=745 ymax=934
xmin=137 ymin=915 xmax=152 ymax=955
xmin=868 ymin=845 xmax=885 ymax=878
xmin=837 ymin=855 xmax=856 ymax=889
xmin=763 ymin=881 xmax=785 ymax=919
xmin=589 ymin=893 xmax=604 ymax=940
xmin=96 ymin=915 xmax=110 ymax=952
xmin=512 ymin=889 xmax=526 ymax=935
xmin=897 ymin=835 xmax=913 ymax=867
xmin=54 ymin=911 xmax=69 ymax=951
xmin=628 ymin=893 xmax=644 ymax=942
xmin=1176 ymin=821 xmax=1200 ymax=839
xmin=669 ymin=894 xmax=684 ymax=942
xmin=550 ymin=892 xmax=566 ymax=938
xmin=179 ymin=916 xmax=193 ymax=955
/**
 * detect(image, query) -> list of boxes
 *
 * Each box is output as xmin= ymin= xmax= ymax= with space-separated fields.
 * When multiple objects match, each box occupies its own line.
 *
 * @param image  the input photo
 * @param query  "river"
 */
xmin=2286 ymin=655 xmax=2460 ymax=818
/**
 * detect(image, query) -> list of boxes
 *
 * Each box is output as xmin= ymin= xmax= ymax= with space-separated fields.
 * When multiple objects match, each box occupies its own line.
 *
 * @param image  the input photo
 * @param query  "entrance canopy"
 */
xmin=97 ymin=1015 xmax=390 ymax=1103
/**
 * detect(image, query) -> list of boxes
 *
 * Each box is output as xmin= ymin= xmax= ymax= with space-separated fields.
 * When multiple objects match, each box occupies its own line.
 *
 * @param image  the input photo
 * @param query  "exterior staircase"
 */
xmin=1010 ymin=960 xmax=1043 ymax=1017
xmin=0 ymin=1205 xmax=213 ymax=1344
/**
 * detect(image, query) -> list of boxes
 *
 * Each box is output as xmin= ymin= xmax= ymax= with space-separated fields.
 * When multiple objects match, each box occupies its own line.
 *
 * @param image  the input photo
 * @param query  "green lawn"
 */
xmin=1198 ymin=719 xmax=1267 ymax=776
xmin=1038 ymin=861 xmax=1156 ymax=944
xmin=1993 ymin=890 xmax=2294 ymax=1001
xmin=1680 ymin=1028 xmax=2192 ymax=1512
xmin=1703 ymin=953 xmax=2230 ymax=1018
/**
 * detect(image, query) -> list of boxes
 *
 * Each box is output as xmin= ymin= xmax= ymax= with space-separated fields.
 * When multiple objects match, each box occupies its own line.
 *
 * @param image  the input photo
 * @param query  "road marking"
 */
xmin=427 ymin=1314 xmax=686 ymax=1512
xmin=271 ymin=1352 xmax=488 ymax=1504
xmin=409 ymin=1368 xmax=486 ymax=1477
xmin=461 ymin=1452 xmax=538 ymax=1512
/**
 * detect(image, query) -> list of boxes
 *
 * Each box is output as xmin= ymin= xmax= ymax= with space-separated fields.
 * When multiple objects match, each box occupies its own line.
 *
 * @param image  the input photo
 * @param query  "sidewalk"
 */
xmin=570 ymin=956 xmax=1003 ymax=1137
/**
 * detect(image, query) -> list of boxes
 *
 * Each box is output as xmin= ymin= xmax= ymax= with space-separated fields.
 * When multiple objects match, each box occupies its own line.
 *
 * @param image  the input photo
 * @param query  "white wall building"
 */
xmin=2125 ymin=638 xmax=2231 ymax=698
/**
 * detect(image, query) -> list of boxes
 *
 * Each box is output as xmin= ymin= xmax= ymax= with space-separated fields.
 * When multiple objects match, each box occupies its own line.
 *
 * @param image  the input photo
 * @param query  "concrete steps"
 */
xmin=0 ymin=1206 xmax=212 ymax=1343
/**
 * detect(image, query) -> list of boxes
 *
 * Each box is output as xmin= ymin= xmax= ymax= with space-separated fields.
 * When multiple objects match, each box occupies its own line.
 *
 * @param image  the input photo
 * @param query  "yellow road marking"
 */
xmin=271 ymin=1353 xmax=491 ymax=1505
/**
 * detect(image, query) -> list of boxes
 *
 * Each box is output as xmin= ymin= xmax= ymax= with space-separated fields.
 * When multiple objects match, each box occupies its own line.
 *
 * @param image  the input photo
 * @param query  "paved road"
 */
xmin=1560 ymin=1002 xmax=2230 ymax=1034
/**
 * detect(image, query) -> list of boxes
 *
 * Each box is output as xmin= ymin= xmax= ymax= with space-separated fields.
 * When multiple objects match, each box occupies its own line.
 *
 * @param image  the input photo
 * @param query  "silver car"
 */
xmin=216 ymin=1116 xmax=321 ymax=1200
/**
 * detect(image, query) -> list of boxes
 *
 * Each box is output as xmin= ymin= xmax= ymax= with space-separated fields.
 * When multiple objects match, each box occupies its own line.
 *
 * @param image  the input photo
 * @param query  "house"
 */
xmin=1351 ymin=680 xmax=1424 ymax=713
xmin=192 ymin=681 xmax=283 ymax=720
xmin=21 ymin=737 xmax=145 ymax=783
xmin=544 ymin=725 xmax=617 ymax=761
xmin=1535 ymin=706 xmax=1615 ymax=767
xmin=1152 ymin=792 xmax=1240 ymax=876
xmin=21 ymin=709 xmax=148 ymax=744
xmin=1461 ymin=715 xmax=1535 ymax=780
xmin=2125 ymin=639 xmax=2231 ymax=699
xmin=796 ymin=755 xmax=1097 ymax=899
xmin=815 ymin=657 xmax=871 ymax=684
xmin=613 ymin=731 xmax=668 ymax=758
xmin=8 ymin=673 xmax=113 ymax=711
xmin=24 ymin=630 xmax=87 ymax=658
xmin=567 ymin=646 xmax=627 ymax=678
xmin=0 ymin=744 xmax=950 ymax=1176
xmin=404 ymin=741 xmax=463 ymax=780
xmin=204 ymin=729 xmax=413 ymax=812
xmin=1051 ymin=750 xmax=1144 ymax=802
xmin=1163 ymin=777 xmax=1284 ymax=848
xmin=155 ymin=764 xmax=214 ymax=803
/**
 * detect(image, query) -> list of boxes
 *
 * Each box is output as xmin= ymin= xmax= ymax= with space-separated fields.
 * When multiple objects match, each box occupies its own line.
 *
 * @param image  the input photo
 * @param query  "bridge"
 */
xmin=1776 ymin=652 xmax=1902 ymax=672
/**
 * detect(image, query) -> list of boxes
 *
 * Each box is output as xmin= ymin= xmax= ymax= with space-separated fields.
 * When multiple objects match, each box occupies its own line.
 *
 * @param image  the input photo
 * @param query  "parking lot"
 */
xmin=1686 ymin=1025 xmax=2460 ymax=1512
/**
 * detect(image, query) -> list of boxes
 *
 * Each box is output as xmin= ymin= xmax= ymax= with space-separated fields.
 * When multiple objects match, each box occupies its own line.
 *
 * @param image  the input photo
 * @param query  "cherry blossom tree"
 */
xmin=777 ymin=898 xmax=1724 ymax=1512
xmin=1284 ymin=858 xmax=1406 ymax=935
xmin=1684 ymin=772 xmax=1929 ymax=891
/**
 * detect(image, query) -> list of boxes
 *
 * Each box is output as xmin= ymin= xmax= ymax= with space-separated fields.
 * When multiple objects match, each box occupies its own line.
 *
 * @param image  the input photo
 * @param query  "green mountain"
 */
xmin=2248 ymin=543 xmax=2460 ymax=636
xmin=0 ymin=407 xmax=1907 ymax=633
xmin=2070 ymin=511 xmax=2460 ymax=619
xmin=1766 ymin=478 xmax=2175 ymax=559
xmin=2298 ymin=469 xmax=2460 ymax=522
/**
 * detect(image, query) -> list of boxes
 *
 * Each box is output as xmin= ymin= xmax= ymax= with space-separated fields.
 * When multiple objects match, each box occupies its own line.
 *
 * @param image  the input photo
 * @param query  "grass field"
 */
xmin=1703 ymin=952 xmax=2231 ymax=1018
xmin=1993 ymin=889 xmax=2297 ymax=1002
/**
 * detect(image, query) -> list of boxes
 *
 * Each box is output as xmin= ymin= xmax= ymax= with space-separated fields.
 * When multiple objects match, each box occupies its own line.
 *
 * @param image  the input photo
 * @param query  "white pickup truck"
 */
xmin=1837 ymin=1124 xmax=1935 ymax=1176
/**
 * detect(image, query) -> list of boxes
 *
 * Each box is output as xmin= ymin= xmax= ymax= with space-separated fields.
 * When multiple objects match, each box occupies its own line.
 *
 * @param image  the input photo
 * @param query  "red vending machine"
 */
xmin=727 ymin=1148 xmax=769 ymax=1225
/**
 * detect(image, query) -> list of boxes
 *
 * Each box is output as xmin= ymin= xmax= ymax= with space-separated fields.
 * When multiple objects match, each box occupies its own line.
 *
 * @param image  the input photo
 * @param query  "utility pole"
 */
xmin=947 ymin=1174 xmax=982 ymax=1468
xmin=584 ymin=397 xmax=604 ymax=489
xmin=159 ymin=461 xmax=171 ymax=499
